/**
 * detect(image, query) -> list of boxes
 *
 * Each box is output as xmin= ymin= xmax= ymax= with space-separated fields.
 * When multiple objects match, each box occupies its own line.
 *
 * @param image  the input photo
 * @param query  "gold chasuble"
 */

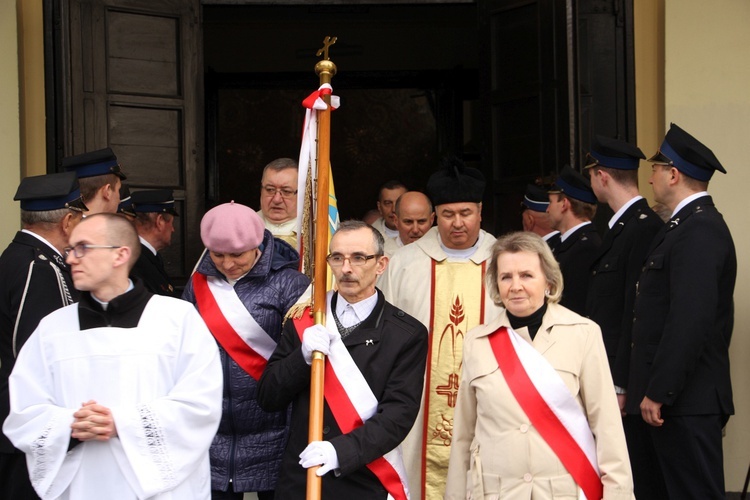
xmin=422 ymin=259 xmax=486 ymax=500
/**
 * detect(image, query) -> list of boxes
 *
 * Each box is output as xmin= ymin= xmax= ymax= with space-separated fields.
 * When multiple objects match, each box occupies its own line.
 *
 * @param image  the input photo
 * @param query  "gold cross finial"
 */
xmin=316 ymin=36 xmax=337 ymax=61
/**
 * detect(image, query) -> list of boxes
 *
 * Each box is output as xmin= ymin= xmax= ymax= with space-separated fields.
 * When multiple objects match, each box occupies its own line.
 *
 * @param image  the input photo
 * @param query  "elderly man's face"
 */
xmin=396 ymin=193 xmax=434 ymax=244
xmin=377 ymin=187 xmax=407 ymax=230
xmin=328 ymin=228 xmax=387 ymax=304
xmin=260 ymin=168 xmax=298 ymax=224
xmin=435 ymin=202 xmax=482 ymax=250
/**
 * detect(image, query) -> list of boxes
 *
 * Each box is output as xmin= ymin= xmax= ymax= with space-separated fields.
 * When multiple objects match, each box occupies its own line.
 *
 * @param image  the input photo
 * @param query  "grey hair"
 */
xmin=21 ymin=208 xmax=70 ymax=226
xmin=334 ymin=219 xmax=385 ymax=256
xmin=485 ymin=231 xmax=563 ymax=306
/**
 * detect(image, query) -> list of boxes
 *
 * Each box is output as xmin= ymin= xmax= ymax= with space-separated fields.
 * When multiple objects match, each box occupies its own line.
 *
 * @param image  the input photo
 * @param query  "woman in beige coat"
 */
xmin=444 ymin=232 xmax=633 ymax=499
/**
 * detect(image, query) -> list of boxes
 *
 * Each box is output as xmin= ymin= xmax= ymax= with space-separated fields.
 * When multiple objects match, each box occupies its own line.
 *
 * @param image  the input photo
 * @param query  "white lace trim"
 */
xmin=30 ymin=417 xmax=56 ymax=493
xmin=138 ymin=404 xmax=177 ymax=489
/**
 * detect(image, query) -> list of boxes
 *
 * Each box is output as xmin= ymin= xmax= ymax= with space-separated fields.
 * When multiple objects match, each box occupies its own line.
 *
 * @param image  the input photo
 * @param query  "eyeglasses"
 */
xmin=64 ymin=243 xmax=122 ymax=258
xmin=261 ymin=185 xmax=298 ymax=199
xmin=326 ymin=253 xmax=379 ymax=267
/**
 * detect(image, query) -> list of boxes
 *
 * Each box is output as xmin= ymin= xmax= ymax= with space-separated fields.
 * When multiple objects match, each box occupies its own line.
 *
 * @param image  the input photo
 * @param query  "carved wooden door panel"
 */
xmin=61 ymin=0 xmax=203 ymax=288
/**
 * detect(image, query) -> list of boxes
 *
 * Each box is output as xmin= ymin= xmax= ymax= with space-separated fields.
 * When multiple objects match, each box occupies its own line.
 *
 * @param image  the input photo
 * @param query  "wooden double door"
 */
xmin=46 ymin=0 xmax=635 ymax=287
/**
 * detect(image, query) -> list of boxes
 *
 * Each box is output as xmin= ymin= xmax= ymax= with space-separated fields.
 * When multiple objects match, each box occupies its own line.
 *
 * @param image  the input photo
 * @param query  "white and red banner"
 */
xmin=488 ymin=326 xmax=603 ymax=500
xmin=193 ymin=272 xmax=277 ymax=381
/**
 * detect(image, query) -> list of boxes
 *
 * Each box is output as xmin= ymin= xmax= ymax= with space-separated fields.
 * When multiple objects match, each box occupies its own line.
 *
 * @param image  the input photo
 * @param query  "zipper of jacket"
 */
xmin=224 ymin=351 xmax=238 ymax=490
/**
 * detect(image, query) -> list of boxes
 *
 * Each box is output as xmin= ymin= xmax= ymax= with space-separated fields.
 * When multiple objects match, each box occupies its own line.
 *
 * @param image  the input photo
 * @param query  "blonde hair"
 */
xmin=485 ymin=231 xmax=563 ymax=306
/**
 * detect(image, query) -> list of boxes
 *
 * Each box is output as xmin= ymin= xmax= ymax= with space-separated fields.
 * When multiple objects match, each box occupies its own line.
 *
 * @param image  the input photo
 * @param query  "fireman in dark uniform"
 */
xmin=0 ymin=172 xmax=88 ymax=499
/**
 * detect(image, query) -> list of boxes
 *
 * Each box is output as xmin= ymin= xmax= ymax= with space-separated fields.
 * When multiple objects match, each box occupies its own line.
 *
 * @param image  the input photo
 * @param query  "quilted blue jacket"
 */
xmin=183 ymin=230 xmax=309 ymax=492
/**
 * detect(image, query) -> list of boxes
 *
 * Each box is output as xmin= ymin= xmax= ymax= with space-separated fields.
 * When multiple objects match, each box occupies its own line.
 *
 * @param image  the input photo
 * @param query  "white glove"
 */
xmin=301 ymin=324 xmax=332 ymax=365
xmin=299 ymin=440 xmax=339 ymax=476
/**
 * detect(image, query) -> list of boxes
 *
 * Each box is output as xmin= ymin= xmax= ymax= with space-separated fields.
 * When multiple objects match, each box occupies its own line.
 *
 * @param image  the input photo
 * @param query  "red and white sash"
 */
xmin=293 ymin=291 xmax=410 ymax=500
xmin=192 ymin=272 xmax=277 ymax=381
xmin=488 ymin=326 xmax=603 ymax=500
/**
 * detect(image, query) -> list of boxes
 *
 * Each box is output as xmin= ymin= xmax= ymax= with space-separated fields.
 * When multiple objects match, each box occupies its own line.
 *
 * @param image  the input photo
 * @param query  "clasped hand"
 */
xmin=71 ymin=400 xmax=118 ymax=441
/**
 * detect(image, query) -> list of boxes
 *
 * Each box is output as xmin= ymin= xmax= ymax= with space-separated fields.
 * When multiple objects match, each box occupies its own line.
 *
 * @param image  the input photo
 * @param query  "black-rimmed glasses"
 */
xmin=63 ymin=243 xmax=122 ymax=258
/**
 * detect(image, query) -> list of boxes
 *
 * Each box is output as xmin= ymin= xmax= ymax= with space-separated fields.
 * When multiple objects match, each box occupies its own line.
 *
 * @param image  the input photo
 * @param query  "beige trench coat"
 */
xmin=444 ymin=303 xmax=634 ymax=500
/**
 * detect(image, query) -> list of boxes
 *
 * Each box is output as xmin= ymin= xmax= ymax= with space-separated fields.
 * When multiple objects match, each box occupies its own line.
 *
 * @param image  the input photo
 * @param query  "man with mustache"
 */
xmin=258 ymin=220 xmax=427 ymax=499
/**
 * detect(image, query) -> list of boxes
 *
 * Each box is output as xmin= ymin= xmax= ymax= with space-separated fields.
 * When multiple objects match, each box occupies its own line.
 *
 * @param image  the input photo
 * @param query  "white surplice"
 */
xmin=3 ymin=296 xmax=223 ymax=500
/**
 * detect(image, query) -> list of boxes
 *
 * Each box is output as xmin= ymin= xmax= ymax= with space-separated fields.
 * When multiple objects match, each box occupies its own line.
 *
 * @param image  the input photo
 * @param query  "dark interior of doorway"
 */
xmin=203 ymin=3 xmax=480 ymax=221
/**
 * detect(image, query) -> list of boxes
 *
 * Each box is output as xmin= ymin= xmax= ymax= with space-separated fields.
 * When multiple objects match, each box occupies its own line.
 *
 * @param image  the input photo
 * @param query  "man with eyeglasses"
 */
xmin=0 ymin=172 xmax=88 ymax=500
xmin=4 ymin=213 xmax=222 ymax=500
xmin=626 ymin=124 xmax=736 ymax=499
xmin=129 ymin=189 xmax=180 ymax=297
xmin=258 ymin=158 xmax=299 ymax=248
xmin=379 ymin=157 xmax=503 ymax=500
xmin=258 ymin=220 xmax=427 ymax=499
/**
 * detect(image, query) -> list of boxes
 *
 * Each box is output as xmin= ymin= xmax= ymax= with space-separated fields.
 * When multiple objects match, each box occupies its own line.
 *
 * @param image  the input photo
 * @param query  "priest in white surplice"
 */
xmin=3 ymin=213 xmax=223 ymax=500
xmin=380 ymin=158 xmax=503 ymax=500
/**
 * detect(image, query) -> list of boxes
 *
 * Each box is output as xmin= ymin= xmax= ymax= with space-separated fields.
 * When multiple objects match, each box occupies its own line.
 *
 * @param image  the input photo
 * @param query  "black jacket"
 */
xmin=625 ymin=195 xmax=736 ymax=417
xmin=130 ymin=243 xmax=178 ymax=297
xmin=257 ymin=290 xmax=428 ymax=500
xmin=0 ymin=231 xmax=78 ymax=453
xmin=585 ymin=198 xmax=663 ymax=380
xmin=555 ymin=222 xmax=601 ymax=316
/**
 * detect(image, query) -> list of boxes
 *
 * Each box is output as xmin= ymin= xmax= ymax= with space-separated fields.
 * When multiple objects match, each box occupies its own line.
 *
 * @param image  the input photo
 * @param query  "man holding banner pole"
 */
xmin=258 ymin=221 xmax=427 ymax=499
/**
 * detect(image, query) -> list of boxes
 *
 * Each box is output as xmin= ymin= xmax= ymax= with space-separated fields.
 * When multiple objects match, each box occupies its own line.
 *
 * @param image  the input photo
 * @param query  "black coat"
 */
xmin=0 ymin=231 xmax=78 ymax=453
xmin=625 ymin=195 xmax=736 ymax=417
xmin=130 ymin=243 xmax=178 ymax=297
xmin=257 ymin=290 xmax=428 ymax=500
xmin=555 ymin=223 xmax=601 ymax=316
xmin=585 ymin=198 xmax=663 ymax=381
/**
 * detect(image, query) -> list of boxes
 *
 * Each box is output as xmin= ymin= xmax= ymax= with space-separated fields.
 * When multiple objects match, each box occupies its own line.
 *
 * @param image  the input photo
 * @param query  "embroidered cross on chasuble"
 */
xmin=422 ymin=259 xmax=486 ymax=500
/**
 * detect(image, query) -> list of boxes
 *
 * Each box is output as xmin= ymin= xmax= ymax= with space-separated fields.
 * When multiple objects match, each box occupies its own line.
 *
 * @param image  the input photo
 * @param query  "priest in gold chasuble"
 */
xmin=380 ymin=158 xmax=503 ymax=500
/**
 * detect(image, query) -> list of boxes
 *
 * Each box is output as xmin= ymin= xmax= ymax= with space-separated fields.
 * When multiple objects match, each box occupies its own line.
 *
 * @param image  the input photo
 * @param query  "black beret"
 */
xmin=426 ymin=156 xmax=485 ymax=207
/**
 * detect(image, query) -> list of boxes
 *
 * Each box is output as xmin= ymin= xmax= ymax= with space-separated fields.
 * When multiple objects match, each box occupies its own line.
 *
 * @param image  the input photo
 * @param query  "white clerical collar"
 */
xmin=672 ymin=191 xmax=709 ymax=218
xmin=438 ymin=231 xmax=483 ymax=260
xmin=560 ymin=221 xmax=592 ymax=242
xmin=91 ymin=279 xmax=135 ymax=310
xmin=335 ymin=291 xmax=378 ymax=329
xmin=608 ymin=195 xmax=643 ymax=229
xmin=259 ymin=211 xmax=297 ymax=235
xmin=139 ymin=235 xmax=157 ymax=256
xmin=396 ymin=237 xmax=405 ymax=247
xmin=21 ymin=229 xmax=62 ymax=257
xmin=543 ymin=231 xmax=560 ymax=241
xmin=384 ymin=225 xmax=399 ymax=239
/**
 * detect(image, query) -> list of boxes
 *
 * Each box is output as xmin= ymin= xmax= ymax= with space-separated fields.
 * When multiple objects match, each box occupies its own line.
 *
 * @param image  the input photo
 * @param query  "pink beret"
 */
xmin=200 ymin=201 xmax=265 ymax=253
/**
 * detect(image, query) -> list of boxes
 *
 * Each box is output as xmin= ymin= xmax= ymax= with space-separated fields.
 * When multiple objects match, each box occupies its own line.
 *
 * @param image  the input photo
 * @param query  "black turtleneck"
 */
xmin=507 ymin=302 xmax=548 ymax=340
